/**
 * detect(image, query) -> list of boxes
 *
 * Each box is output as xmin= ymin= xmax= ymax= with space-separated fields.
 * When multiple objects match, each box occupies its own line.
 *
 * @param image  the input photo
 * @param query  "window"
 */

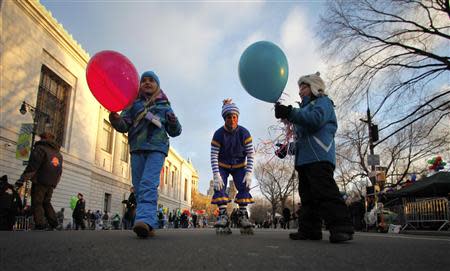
xmin=160 ymin=167 xmax=164 ymax=187
xmin=36 ymin=65 xmax=70 ymax=146
xmin=184 ymin=178 xmax=188 ymax=201
xmin=120 ymin=135 xmax=129 ymax=162
xmin=171 ymin=167 xmax=177 ymax=188
xmin=104 ymin=193 xmax=112 ymax=213
xmin=165 ymin=166 xmax=169 ymax=185
xmin=101 ymin=120 xmax=113 ymax=153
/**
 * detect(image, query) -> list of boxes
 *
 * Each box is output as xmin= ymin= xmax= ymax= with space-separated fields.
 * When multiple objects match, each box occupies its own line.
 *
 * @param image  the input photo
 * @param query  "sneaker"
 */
xmin=289 ymin=231 xmax=322 ymax=240
xmin=133 ymin=221 xmax=154 ymax=238
xmin=329 ymin=232 xmax=353 ymax=243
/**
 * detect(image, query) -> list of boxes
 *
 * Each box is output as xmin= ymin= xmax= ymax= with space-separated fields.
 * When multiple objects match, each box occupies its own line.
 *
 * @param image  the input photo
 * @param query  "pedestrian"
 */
xmin=102 ymin=211 xmax=109 ymax=229
xmin=112 ymin=213 xmax=121 ymax=230
xmin=210 ymin=99 xmax=255 ymax=234
xmin=168 ymin=212 xmax=173 ymax=228
xmin=15 ymin=132 xmax=63 ymax=230
xmin=0 ymin=175 xmax=22 ymax=231
xmin=282 ymin=207 xmax=291 ymax=229
xmin=122 ymin=186 xmax=136 ymax=229
xmin=192 ymin=213 xmax=198 ymax=228
xmin=56 ymin=207 xmax=65 ymax=230
xmin=86 ymin=209 xmax=92 ymax=229
xmin=274 ymin=72 xmax=354 ymax=243
xmin=110 ymin=70 xmax=182 ymax=238
xmin=72 ymin=193 xmax=86 ymax=230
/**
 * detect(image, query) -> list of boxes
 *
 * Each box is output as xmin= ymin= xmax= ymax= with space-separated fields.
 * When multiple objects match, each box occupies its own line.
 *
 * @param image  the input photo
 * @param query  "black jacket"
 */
xmin=72 ymin=199 xmax=85 ymax=220
xmin=21 ymin=140 xmax=63 ymax=188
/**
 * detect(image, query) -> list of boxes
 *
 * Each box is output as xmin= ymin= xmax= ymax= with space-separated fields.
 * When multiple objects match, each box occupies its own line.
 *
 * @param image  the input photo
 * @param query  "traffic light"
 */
xmin=370 ymin=124 xmax=379 ymax=142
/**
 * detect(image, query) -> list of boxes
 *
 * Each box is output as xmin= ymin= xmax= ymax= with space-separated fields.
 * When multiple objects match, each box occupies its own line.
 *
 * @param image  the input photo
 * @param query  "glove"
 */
xmin=109 ymin=112 xmax=120 ymax=119
xmin=274 ymin=102 xmax=292 ymax=119
xmin=166 ymin=112 xmax=178 ymax=124
xmin=275 ymin=143 xmax=288 ymax=159
xmin=243 ymin=172 xmax=252 ymax=189
xmin=213 ymin=173 xmax=224 ymax=191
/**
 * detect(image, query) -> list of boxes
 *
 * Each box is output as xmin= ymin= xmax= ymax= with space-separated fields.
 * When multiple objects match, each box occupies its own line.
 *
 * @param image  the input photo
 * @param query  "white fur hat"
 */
xmin=298 ymin=72 xmax=326 ymax=97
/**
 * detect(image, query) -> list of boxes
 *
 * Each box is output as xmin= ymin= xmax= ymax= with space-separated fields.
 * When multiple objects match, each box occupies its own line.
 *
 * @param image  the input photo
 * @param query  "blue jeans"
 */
xmin=131 ymin=151 xmax=165 ymax=229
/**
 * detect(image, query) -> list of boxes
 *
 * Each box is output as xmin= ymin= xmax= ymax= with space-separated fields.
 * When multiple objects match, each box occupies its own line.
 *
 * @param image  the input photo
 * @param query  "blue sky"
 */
xmin=40 ymin=0 xmax=328 ymax=194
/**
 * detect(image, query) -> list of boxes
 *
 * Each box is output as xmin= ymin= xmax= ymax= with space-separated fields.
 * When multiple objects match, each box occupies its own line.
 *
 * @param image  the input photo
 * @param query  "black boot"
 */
xmin=329 ymin=226 xmax=354 ymax=243
xmin=329 ymin=232 xmax=353 ymax=243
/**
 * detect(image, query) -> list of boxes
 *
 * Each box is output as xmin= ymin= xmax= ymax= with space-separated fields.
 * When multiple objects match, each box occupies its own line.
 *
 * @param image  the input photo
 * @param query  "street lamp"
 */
xmin=19 ymin=101 xmax=51 ymax=151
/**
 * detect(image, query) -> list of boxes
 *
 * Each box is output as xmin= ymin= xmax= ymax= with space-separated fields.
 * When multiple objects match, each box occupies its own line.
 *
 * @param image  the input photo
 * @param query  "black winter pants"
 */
xmin=31 ymin=183 xmax=57 ymax=228
xmin=296 ymin=162 xmax=353 ymax=234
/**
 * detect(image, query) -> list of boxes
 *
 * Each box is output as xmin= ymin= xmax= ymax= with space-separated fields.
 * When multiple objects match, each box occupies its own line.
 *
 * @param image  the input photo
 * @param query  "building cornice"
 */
xmin=16 ymin=0 xmax=90 ymax=66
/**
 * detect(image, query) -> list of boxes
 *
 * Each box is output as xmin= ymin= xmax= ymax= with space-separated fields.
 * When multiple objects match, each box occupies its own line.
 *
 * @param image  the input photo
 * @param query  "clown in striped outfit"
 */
xmin=211 ymin=99 xmax=254 ymax=231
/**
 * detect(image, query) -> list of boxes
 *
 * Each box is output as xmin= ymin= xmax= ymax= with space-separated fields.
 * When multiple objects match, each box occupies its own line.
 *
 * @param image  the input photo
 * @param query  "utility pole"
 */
xmin=360 ymin=107 xmax=379 ymax=185
xmin=367 ymin=108 xmax=376 ymax=173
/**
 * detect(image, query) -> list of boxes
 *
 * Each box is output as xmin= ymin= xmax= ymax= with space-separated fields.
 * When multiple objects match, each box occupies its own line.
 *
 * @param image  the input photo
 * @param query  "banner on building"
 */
xmin=16 ymin=123 xmax=34 ymax=160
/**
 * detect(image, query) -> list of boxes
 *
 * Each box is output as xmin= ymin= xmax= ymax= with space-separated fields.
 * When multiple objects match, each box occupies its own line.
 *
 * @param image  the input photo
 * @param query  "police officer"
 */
xmin=16 ymin=132 xmax=63 ymax=230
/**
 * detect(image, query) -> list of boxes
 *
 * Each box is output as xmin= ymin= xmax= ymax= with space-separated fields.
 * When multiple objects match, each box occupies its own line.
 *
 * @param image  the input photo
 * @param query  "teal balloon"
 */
xmin=238 ymin=41 xmax=288 ymax=103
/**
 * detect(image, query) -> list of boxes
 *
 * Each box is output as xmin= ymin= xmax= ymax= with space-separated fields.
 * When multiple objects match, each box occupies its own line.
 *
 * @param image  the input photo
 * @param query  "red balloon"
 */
xmin=86 ymin=50 xmax=139 ymax=112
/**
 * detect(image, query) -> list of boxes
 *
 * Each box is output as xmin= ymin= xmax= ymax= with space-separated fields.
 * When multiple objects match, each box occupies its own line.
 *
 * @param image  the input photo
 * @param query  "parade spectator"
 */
xmin=174 ymin=214 xmax=180 ymax=229
xmin=15 ymin=132 xmax=63 ymax=230
xmin=192 ymin=213 xmax=198 ymax=228
xmin=168 ymin=212 xmax=174 ymax=228
xmin=158 ymin=211 xmax=164 ymax=229
xmin=89 ymin=210 xmax=96 ymax=230
xmin=0 ymin=175 xmax=22 ymax=231
xmin=122 ymin=186 xmax=136 ymax=229
xmin=112 ymin=213 xmax=121 ymax=230
xmin=282 ymin=207 xmax=291 ymax=229
xmin=56 ymin=207 xmax=65 ymax=230
xmin=94 ymin=210 xmax=102 ymax=230
xmin=102 ymin=211 xmax=109 ymax=229
xmin=72 ymin=193 xmax=86 ymax=230
xmin=110 ymin=70 xmax=182 ymax=238
xmin=86 ymin=210 xmax=92 ymax=229
xmin=275 ymin=72 xmax=354 ymax=243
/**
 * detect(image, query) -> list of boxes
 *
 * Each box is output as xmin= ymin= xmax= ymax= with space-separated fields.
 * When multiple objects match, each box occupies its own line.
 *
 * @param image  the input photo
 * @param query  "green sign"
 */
xmin=16 ymin=123 xmax=33 ymax=160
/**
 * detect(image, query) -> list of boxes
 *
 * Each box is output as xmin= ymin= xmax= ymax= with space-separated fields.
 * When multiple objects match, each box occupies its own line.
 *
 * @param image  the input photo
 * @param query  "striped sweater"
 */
xmin=210 ymin=125 xmax=254 ymax=174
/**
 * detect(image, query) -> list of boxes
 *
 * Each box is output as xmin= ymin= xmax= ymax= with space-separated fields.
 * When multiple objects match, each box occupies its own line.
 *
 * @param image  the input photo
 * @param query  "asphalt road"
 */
xmin=1 ymin=228 xmax=449 ymax=271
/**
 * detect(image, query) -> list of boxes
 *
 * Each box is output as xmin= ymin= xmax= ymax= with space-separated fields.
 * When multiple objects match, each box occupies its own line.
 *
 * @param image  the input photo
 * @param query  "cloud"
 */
xmin=40 ymin=1 xmax=327 ymax=194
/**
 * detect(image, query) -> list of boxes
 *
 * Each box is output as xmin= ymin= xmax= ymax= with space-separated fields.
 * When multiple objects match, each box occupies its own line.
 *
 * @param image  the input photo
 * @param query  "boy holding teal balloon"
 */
xmin=109 ymin=71 xmax=182 ymax=238
xmin=210 ymin=99 xmax=255 ymax=234
xmin=274 ymin=72 xmax=354 ymax=243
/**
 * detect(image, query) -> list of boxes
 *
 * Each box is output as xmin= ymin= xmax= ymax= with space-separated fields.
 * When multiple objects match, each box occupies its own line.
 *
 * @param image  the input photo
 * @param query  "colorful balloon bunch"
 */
xmin=427 ymin=156 xmax=446 ymax=172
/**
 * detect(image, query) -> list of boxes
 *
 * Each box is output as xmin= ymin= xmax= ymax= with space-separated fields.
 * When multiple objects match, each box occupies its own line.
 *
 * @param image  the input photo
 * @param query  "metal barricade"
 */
xmin=14 ymin=216 xmax=33 ymax=231
xmin=402 ymin=197 xmax=449 ymax=231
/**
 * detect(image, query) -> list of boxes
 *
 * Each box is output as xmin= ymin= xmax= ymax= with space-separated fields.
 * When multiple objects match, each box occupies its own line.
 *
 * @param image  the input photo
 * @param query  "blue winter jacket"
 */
xmin=109 ymin=91 xmax=182 ymax=156
xmin=287 ymin=95 xmax=337 ymax=167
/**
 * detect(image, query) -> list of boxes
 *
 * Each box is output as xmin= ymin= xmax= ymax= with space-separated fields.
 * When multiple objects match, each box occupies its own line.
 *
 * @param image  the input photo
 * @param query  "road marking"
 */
xmin=265 ymin=245 xmax=279 ymax=249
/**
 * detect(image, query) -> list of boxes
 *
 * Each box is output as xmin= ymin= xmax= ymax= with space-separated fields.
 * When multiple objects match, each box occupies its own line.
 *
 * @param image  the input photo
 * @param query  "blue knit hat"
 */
xmin=140 ymin=70 xmax=160 ymax=87
xmin=221 ymin=98 xmax=239 ymax=119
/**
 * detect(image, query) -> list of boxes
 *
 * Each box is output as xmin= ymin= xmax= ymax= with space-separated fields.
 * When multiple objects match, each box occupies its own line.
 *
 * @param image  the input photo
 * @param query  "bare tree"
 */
xmin=249 ymin=197 xmax=271 ymax=225
xmin=319 ymin=0 xmax=450 ymax=141
xmin=335 ymin=115 xmax=450 ymax=193
xmin=254 ymin=156 xmax=296 ymax=223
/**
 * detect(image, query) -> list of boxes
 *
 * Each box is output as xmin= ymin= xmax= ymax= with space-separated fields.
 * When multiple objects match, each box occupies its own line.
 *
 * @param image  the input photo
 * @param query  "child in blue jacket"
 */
xmin=274 ymin=72 xmax=354 ymax=243
xmin=110 ymin=71 xmax=181 ymax=238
